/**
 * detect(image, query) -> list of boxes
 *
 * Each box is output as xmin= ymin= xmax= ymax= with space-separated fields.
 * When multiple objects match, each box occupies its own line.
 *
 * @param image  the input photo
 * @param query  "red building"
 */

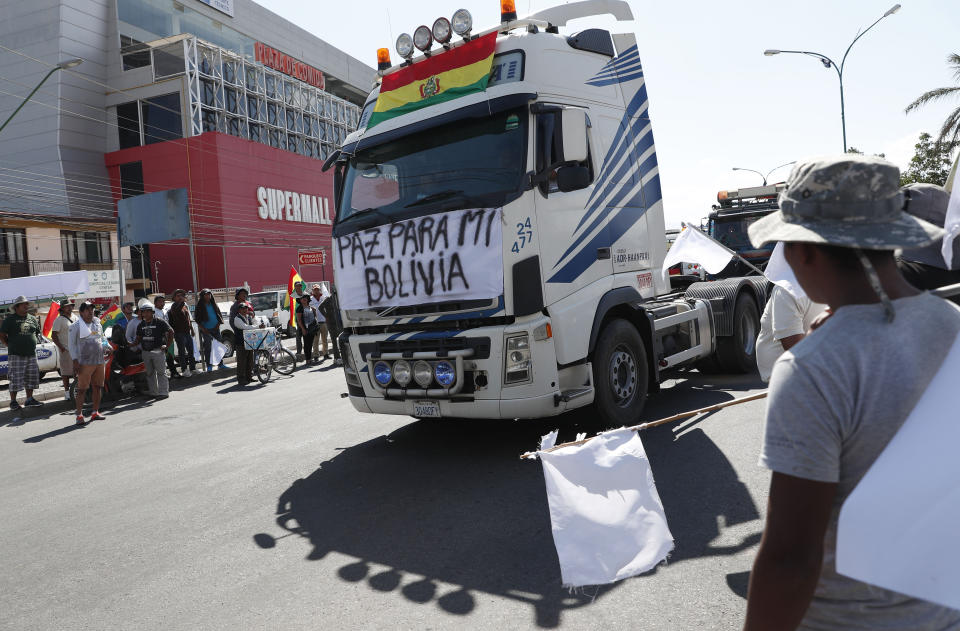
xmin=105 ymin=131 xmax=334 ymax=293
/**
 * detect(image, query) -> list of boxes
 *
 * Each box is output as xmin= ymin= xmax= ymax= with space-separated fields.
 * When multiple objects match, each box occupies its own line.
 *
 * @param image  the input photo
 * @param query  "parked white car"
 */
xmin=0 ymin=335 xmax=60 ymax=380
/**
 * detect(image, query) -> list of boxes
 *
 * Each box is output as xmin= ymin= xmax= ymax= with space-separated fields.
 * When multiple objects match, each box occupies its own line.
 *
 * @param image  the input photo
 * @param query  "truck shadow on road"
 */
xmin=254 ymin=372 xmax=763 ymax=627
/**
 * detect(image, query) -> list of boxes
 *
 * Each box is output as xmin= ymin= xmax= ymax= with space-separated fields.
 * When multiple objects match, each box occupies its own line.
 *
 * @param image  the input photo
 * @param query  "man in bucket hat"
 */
xmin=743 ymin=156 xmax=960 ymax=630
xmin=0 ymin=295 xmax=44 ymax=410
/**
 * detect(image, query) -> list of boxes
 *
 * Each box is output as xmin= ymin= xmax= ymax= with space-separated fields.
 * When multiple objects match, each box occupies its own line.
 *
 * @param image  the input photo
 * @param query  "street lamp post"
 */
xmin=764 ymin=4 xmax=900 ymax=152
xmin=732 ymin=161 xmax=797 ymax=186
xmin=0 ymin=59 xmax=83 ymax=135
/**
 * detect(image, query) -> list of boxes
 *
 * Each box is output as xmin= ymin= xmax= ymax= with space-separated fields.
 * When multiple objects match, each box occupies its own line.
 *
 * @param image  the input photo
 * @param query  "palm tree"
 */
xmin=905 ymin=54 xmax=960 ymax=149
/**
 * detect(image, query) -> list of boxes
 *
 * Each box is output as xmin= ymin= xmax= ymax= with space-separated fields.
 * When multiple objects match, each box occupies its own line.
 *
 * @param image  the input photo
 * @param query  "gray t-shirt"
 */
xmin=761 ymin=292 xmax=960 ymax=630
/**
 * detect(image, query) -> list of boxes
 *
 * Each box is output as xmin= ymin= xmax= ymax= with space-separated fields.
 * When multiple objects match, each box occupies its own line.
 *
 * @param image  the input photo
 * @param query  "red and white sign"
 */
xmin=255 ymin=43 xmax=325 ymax=90
xmin=298 ymin=249 xmax=327 ymax=266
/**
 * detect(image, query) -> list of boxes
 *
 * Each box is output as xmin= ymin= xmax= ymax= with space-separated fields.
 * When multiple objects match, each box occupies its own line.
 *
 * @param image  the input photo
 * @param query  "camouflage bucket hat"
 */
xmin=748 ymin=155 xmax=943 ymax=250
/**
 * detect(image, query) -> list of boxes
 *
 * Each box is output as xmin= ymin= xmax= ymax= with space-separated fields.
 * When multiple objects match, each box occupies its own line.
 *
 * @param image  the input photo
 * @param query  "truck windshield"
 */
xmin=249 ymin=292 xmax=278 ymax=311
xmin=337 ymin=106 xmax=528 ymax=227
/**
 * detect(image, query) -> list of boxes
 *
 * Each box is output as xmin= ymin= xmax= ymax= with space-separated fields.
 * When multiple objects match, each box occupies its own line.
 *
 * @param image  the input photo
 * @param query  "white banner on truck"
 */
xmin=334 ymin=207 xmax=504 ymax=311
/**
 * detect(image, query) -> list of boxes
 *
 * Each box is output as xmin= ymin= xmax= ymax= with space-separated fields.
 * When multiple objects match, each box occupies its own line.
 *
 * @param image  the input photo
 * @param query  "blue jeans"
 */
xmin=175 ymin=332 xmax=196 ymax=372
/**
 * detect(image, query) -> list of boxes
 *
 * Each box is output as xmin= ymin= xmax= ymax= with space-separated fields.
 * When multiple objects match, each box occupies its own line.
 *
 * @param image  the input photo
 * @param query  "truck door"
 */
xmin=532 ymin=104 xmax=607 ymax=307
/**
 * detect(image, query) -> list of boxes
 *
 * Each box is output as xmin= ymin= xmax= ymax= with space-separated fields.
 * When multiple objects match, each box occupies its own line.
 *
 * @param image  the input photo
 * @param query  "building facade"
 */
xmin=0 ymin=0 xmax=375 ymax=295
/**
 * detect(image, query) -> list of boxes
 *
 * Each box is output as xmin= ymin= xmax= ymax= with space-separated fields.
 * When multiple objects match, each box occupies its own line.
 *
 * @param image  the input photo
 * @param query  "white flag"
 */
xmin=538 ymin=428 xmax=674 ymax=588
xmin=661 ymin=226 xmax=733 ymax=281
xmin=209 ymin=338 xmax=228 ymax=366
xmin=943 ymin=181 xmax=960 ymax=270
xmin=764 ymin=243 xmax=807 ymax=301
xmin=836 ymin=333 xmax=960 ymax=610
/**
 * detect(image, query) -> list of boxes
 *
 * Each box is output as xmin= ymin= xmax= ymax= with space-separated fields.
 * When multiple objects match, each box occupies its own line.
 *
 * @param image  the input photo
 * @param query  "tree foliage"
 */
xmin=905 ymin=53 xmax=960 ymax=149
xmin=900 ymin=132 xmax=955 ymax=187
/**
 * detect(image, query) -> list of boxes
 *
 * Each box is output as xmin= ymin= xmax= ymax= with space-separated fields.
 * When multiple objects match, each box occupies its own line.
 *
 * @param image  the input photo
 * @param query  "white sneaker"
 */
xmin=63 ymin=389 xmax=71 ymax=400
xmin=182 ymin=369 xmax=192 ymax=378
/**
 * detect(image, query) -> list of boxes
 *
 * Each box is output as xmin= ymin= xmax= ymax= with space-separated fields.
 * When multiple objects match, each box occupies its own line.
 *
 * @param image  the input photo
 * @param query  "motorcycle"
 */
xmin=70 ymin=327 xmax=150 ymax=401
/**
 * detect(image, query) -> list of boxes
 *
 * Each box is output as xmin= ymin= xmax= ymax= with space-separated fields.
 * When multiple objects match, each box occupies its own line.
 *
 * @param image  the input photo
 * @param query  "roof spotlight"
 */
xmin=396 ymin=33 xmax=414 ymax=59
xmin=433 ymin=17 xmax=452 ymax=44
xmin=451 ymin=9 xmax=473 ymax=38
xmin=413 ymin=25 xmax=433 ymax=52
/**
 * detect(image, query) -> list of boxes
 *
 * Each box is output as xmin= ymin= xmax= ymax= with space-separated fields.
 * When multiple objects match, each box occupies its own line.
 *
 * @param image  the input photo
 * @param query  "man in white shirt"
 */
xmin=50 ymin=300 xmax=77 ymax=399
xmin=755 ymin=286 xmax=827 ymax=382
xmin=125 ymin=305 xmax=141 ymax=351
xmin=309 ymin=284 xmax=329 ymax=361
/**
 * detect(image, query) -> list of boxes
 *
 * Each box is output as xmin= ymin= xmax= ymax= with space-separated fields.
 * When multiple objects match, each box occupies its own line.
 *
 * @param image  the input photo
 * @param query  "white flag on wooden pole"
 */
xmin=538 ymin=428 xmax=674 ymax=588
xmin=661 ymin=225 xmax=734 ymax=282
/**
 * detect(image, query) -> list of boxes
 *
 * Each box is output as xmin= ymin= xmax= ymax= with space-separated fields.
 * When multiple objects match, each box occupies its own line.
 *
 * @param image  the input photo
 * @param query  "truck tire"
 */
xmin=592 ymin=319 xmax=649 ymax=426
xmin=717 ymin=294 xmax=760 ymax=373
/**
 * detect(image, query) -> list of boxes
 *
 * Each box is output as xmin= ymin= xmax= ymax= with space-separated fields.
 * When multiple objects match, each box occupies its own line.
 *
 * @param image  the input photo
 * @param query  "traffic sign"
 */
xmin=298 ymin=248 xmax=326 ymax=266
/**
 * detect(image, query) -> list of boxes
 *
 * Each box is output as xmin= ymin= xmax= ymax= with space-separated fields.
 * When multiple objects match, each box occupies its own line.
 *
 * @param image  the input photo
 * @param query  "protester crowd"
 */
xmin=1 ymin=282 xmax=342 ymax=426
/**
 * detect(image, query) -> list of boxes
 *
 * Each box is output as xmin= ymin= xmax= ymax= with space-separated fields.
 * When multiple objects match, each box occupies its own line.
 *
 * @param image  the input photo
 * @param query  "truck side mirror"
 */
xmin=556 ymin=166 xmax=591 ymax=193
xmin=560 ymin=109 xmax=588 ymax=163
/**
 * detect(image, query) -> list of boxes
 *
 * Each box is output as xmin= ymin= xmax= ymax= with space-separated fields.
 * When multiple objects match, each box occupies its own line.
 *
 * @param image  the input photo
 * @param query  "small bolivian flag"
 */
xmin=368 ymin=31 xmax=497 ymax=129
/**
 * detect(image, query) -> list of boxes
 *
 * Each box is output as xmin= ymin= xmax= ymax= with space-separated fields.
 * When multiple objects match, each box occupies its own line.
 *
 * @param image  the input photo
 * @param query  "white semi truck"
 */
xmin=326 ymin=0 xmax=767 ymax=424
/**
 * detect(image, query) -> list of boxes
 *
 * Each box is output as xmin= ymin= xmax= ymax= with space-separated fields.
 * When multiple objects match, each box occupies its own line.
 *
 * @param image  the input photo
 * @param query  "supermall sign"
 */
xmin=255 ymin=43 xmax=325 ymax=90
xmin=257 ymin=187 xmax=333 ymax=225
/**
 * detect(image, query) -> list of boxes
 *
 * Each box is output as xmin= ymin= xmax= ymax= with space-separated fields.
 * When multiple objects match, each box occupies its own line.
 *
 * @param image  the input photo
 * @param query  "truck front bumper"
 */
xmin=340 ymin=315 xmax=580 ymax=420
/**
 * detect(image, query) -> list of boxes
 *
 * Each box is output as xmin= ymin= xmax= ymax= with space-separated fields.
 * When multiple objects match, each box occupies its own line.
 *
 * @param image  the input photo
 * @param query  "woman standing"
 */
xmin=295 ymin=294 xmax=320 ymax=365
xmin=194 ymin=289 xmax=225 ymax=372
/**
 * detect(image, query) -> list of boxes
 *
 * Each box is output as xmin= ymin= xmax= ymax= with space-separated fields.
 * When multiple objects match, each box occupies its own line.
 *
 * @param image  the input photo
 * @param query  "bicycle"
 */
xmin=252 ymin=329 xmax=296 ymax=383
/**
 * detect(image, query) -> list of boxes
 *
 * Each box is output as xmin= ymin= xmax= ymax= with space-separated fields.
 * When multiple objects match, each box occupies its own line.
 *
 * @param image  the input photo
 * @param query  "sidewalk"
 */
xmin=0 ymin=355 xmax=239 ymax=411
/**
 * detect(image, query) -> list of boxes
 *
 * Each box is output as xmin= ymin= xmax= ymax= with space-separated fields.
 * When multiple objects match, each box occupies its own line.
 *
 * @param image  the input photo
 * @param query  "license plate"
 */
xmin=413 ymin=400 xmax=441 ymax=418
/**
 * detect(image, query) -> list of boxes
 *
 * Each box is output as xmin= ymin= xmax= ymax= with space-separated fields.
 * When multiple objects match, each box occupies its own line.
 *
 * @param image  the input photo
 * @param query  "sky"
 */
xmin=259 ymin=0 xmax=960 ymax=228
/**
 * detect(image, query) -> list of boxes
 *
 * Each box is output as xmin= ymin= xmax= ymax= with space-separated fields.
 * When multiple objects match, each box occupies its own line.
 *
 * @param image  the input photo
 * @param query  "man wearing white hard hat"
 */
xmin=133 ymin=299 xmax=173 ymax=399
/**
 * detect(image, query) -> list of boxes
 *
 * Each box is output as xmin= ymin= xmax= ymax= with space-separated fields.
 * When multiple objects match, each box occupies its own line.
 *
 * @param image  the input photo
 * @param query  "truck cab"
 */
xmin=705 ymin=183 xmax=784 ymax=277
xmin=329 ymin=1 xmax=764 ymax=424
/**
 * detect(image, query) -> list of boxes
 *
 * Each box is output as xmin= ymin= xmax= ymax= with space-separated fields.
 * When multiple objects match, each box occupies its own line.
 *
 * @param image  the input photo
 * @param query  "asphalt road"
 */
xmin=0 ymin=360 xmax=769 ymax=630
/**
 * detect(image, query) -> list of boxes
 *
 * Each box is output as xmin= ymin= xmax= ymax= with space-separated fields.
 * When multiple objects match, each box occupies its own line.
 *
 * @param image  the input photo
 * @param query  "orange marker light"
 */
xmin=501 ymin=0 xmax=517 ymax=22
xmin=545 ymin=323 xmax=552 ymax=339
xmin=377 ymin=48 xmax=391 ymax=71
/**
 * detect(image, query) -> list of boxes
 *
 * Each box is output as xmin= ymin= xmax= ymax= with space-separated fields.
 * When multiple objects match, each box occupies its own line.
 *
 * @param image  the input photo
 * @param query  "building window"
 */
xmin=117 ymin=101 xmax=141 ymax=149
xmin=119 ymin=162 xmax=145 ymax=199
xmin=61 ymin=232 xmax=112 ymax=266
xmin=115 ymin=93 xmax=182 ymax=147
xmin=141 ymin=93 xmax=182 ymax=144
xmin=0 ymin=229 xmax=27 ymax=264
xmin=120 ymin=35 xmax=151 ymax=70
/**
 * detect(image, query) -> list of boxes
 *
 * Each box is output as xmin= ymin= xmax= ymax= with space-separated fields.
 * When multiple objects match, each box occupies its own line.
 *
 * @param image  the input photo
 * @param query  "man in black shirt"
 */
xmin=135 ymin=299 xmax=173 ymax=398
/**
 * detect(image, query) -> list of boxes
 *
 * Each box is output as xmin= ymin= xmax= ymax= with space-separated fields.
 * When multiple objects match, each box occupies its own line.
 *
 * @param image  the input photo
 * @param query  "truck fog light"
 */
xmin=413 ymin=25 xmax=433 ymax=52
xmin=373 ymin=360 xmax=392 ymax=386
xmin=413 ymin=360 xmax=433 ymax=387
xmin=432 ymin=17 xmax=452 ymax=44
xmin=434 ymin=361 xmax=455 ymax=387
xmin=393 ymin=360 xmax=412 ymax=386
xmin=504 ymin=333 xmax=531 ymax=384
xmin=452 ymin=9 xmax=472 ymax=37
xmin=396 ymin=33 xmax=414 ymax=59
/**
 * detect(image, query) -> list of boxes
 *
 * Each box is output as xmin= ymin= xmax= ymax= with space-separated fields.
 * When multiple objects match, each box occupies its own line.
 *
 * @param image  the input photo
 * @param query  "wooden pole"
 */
xmin=520 ymin=391 xmax=768 ymax=460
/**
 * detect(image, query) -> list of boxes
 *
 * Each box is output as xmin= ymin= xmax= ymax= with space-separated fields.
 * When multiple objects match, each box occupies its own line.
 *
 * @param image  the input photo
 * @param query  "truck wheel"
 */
xmin=221 ymin=333 xmax=235 ymax=358
xmin=592 ymin=319 xmax=649 ymax=426
xmin=717 ymin=294 xmax=760 ymax=373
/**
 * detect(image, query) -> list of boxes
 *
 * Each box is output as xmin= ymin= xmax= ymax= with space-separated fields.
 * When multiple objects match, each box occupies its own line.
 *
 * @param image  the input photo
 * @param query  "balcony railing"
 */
xmin=0 ymin=260 xmax=121 ymax=280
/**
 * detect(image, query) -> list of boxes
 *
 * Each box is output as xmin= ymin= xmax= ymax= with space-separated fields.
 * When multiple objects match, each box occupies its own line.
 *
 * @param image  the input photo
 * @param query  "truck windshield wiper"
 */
xmin=404 ymin=189 xmax=465 ymax=208
xmin=340 ymin=207 xmax=391 ymax=226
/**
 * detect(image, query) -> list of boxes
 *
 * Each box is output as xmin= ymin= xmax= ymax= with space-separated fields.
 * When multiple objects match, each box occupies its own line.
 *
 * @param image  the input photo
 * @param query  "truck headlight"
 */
xmin=373 ymin=361 xmax=392 ymax=386
xmin=504 ymin=333 xmax=531 ymax=384
xmin=413 ymin=360 xmax=433 ymax=388
xmin=393 ymin=360 xmax=412 ymax=386
xmin=434 ymin=361 xmax=455 ymax=387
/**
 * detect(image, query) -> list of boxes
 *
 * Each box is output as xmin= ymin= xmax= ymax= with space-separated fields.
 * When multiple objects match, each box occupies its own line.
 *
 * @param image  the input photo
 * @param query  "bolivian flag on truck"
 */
xmin=367 ymin=32 xmax=497 ymax=129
